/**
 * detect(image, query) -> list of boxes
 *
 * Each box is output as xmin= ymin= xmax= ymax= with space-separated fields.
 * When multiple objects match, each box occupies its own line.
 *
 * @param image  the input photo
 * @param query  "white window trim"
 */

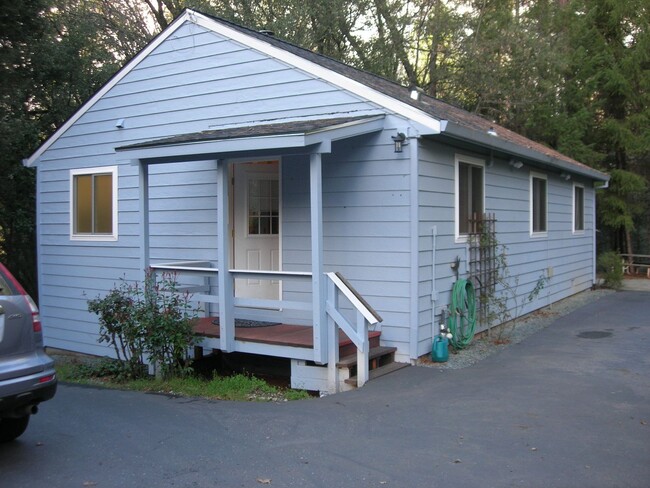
xmin=573 ymin=183 xmax=585 ymax=234
xmin=455 ymin=154 xmax=485 ymax=243
xmin=529 ymin=171 xmax=548 ymax=238
xmin=70 ymin=166 xmax=118 ymax=241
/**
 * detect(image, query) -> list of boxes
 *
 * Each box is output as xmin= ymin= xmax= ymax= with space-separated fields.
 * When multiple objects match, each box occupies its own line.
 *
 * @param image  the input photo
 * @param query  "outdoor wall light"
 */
xmin=115 ymin=118 xmax=125 ymax=129
xmin=509 ymin=159 xmax=524 ymax=169
xmin=409 ymin=86 xmax=423 ymax=101
xmin=392 ymin=132 xmax=407 ymax=153
xmin=560 ymin=172 xmax=571 ymax=180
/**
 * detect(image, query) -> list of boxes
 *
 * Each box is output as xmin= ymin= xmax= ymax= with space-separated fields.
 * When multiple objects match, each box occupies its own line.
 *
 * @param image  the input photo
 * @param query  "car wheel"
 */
xmin=0 ymin=415 xmax=30 ymax=442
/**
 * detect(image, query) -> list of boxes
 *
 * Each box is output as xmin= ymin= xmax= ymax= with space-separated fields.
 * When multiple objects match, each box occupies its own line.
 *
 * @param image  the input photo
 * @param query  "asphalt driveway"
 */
xmin=1 ymin=290 xmax=648 ymax=488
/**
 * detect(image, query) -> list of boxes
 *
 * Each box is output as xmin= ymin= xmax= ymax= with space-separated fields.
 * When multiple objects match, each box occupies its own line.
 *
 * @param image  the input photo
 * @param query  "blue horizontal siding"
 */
xmin=416 ymin=139 xmax=598 ymax=357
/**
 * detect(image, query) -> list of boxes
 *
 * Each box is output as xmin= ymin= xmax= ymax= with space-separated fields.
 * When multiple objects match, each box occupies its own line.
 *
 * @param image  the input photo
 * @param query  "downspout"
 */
xmin=593 ymin=187 xmax=597 ymax=286
xmin=408 ymin=130 xmax=420 ymax=362
xmin=593 ymin=179 xmax=609 ymax=285
xmin=431 ymin=226 xmax=438 ymax=343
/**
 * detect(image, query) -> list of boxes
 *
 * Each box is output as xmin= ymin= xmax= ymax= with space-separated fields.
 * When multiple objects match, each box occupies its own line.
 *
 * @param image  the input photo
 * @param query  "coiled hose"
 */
xmin=447 ymin=279 xmax=477 ymax=350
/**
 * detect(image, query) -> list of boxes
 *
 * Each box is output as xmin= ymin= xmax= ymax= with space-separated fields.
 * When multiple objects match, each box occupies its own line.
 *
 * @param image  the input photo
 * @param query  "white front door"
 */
xmin=232 ymin=161 xmax=280 ymax=300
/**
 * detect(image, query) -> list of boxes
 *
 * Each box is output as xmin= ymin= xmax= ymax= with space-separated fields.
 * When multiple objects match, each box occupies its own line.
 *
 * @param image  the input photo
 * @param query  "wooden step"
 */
xmin=336 ymin=346 xmax=397 ymax=369
xmin=338 ymin=331 xmax=381 ymax=358
xmin=344 ymin=362 xmax=409 ymax=387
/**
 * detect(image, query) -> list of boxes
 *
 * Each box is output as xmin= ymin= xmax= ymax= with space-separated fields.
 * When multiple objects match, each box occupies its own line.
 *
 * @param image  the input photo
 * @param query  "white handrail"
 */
xmin=325 ymin=272 xmax=383 ymax=392
xmin=325 ymin=272 xmax=382 ymax=324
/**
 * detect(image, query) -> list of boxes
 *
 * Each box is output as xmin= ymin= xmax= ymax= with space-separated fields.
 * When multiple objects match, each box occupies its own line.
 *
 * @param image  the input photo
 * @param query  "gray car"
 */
xmin=0 ymin=263 xmax=57 ymax=442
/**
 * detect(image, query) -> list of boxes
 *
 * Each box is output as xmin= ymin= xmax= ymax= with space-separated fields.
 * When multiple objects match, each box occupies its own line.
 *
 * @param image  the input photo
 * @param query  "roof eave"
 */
xmin=439 ymin=120 xmax=609 ymax=182
xmin=115 ymin=115 xmax=386 ymax=163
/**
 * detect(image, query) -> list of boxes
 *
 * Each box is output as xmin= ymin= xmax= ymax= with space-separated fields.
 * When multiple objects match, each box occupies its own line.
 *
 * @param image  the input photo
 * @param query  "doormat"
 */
xmin=212 ymin=318 xmax=281 ymax=328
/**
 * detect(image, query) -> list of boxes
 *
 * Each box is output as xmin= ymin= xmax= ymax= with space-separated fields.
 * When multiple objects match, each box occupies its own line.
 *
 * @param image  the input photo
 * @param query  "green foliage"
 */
xmin=596 ymin=251 xmax=624 ymax=290
xmin=3 ymin=0 xmax=649 ymax=299
xmin=598 ymin=169 xmax=647 ymax=231
xmin=476 ymin=223 xmax=549 ymax=343
xmin=87 ymin=270 xmax=199 ymax=379
xmin=87 ymin=281 xmax=145 ymax=379
xmin=56 ymin=359 xmax=311 ymax=401
xmin=1 ymin=0 xmax=155 ymax=299
xmin=130 ymin=372 xmax=310 ymax=401
xmin=65 ymin=357 xmax=144 ymax=382
xmin=138 ymin=270 xmax=198 ymax=378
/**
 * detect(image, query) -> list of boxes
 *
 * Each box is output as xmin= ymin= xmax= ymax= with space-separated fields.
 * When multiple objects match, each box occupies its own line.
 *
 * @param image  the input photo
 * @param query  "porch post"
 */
xmin=137 ymin=160 xmax=150 ymax=277
xmin=310 ymin=151 xmax=327 ymax=364
xmin=217 ymin=159 xmax=235 ymax=352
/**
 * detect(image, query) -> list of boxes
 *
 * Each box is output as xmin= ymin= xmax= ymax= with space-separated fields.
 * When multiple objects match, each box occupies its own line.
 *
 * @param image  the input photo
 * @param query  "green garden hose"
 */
xmin=447 ymin=279 xmax=477 ymax=350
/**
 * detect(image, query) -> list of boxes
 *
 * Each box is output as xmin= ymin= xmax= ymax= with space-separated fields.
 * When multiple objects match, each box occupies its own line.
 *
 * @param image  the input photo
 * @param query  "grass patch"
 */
xmin=55 ymin=357 xmax=311 ymax=402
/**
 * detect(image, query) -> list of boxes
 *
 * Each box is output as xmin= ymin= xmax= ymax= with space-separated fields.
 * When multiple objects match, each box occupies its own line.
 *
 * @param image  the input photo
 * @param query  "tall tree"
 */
xmin=1 ymin=0 xmax=155 ymax=297
xmin=0 ymin=0 xmax=50 ymax=294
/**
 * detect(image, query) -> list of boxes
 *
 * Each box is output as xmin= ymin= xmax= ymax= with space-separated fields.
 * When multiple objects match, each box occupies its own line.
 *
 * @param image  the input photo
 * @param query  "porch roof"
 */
xmin=115 ymin=115 xmax=385 ymax=162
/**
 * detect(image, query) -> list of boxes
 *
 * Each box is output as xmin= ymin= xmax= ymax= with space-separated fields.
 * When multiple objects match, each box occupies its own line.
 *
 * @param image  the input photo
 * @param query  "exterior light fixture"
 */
xmin=115 ymin=118 xmax=125 ymax=129
xmin=560 ymin=172 xmax=571 ymax=180
xmin=409 ymin=86 xmax=423 ymax=101
xmin=509 ymin=159 xmax=524 ymax=169
xmin=392 ymin=132 xmax=407 ymax=153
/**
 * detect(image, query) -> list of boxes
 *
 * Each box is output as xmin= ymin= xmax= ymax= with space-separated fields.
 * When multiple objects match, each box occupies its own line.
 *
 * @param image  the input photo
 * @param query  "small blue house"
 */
xmin=25 ymin=10 xmax=608 ymax=392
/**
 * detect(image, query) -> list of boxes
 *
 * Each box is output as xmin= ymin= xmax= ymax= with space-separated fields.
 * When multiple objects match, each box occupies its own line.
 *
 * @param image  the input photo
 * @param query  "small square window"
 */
xmin=70 ymin=166 xmax=118 ymax=241
xmin=530 ymin=173 xmax=547 ymax=235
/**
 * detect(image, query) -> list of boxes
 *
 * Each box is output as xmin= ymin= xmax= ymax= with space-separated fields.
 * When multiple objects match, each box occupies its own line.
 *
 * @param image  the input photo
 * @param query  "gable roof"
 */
xmin=24 ymin=9 xmax=608 ymax=181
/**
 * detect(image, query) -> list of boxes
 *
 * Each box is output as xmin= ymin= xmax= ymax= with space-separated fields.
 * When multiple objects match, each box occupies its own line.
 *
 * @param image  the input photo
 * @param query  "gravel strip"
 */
xmin=418 ymin=288 xmax=615 ymax=369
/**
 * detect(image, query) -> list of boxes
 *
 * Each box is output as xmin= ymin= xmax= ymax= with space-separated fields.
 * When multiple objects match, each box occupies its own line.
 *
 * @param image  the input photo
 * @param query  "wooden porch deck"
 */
xmin=193 ymin=317 xmax=380 ymax=352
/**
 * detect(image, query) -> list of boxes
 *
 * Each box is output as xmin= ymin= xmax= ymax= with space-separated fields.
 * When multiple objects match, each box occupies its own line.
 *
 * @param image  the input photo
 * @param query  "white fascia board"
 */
xmin=191 ymin=12 xmax=441 ymax=135
xmin=303 ymin=115 xmax=385 ymax=146
xmin=23 ymin=11 xmax=194 ymax=167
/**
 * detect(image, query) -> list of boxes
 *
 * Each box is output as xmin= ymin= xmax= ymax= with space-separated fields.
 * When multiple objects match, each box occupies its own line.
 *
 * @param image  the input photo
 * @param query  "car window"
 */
xmin=0 ymin=268 xmax=18 ymax=296
xmin=0 ymin=273 xmax=11 ymax=296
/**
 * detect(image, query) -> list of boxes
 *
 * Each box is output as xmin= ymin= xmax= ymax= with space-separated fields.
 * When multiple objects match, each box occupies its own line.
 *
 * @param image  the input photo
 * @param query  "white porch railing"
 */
xmin=325 ymin=272 xmax=382 ymax=391
xmin=149 ymin=261 xmax=382 ymax=391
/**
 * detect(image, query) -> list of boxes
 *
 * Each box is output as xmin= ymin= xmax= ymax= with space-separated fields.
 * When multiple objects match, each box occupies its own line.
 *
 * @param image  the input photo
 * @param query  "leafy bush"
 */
xmin=67 ymin=357 xmax=144 ymax=382
xmin=597 ymin=251 xmax=624 ymax=289
xmin=88 ymin=269 xmax=199 ymax=380
xmin=138 ymin=270 xmax=198 ymax=378
xmin=88 ymin=281 xmax=145 ymax=379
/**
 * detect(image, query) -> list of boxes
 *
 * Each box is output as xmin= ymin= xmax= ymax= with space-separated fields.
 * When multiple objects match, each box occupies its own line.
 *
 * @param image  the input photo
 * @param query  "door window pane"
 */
xmin=248 ymin=178 xmax=278 ymax=235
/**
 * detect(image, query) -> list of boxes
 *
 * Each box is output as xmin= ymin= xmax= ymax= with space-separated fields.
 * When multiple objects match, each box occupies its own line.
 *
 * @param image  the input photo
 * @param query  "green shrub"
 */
xmin=88 ymin=269 xmax=199 ymax=380
xmin=597 ymin=251 xmax=624 ymax=289
xmin=88 ymin=281 xmax=145 ymax=379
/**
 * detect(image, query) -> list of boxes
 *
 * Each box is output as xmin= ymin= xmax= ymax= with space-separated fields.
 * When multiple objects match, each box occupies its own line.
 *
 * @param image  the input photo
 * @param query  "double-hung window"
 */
xmin=70 ymin=166 xmax=118 ymax=241
xmin=573 ymin=184 xmax=585 ymax=233
xmin=455 ymin=155 xmax=484 ymax=240
xmin=530 ymin=173 xmax=547 ymax=236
